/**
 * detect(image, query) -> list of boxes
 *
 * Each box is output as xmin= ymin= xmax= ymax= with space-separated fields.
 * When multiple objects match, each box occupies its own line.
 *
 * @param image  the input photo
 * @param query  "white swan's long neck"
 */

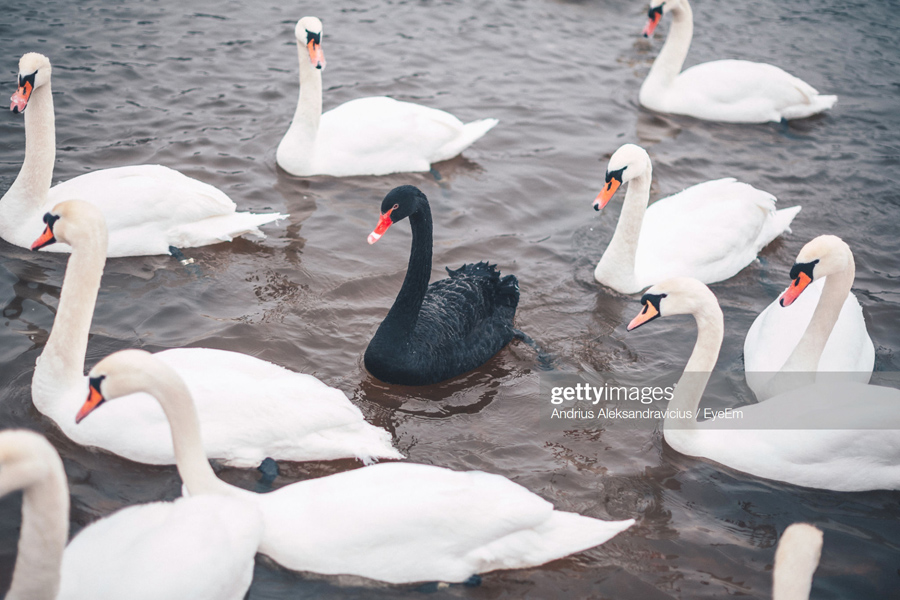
xmin=642 ymin=1 xmax=693 ymax=98
xmin=781 ymin=259 xmax=855 ymax=373
xmin=772 ymin=525 xmax=822 ymax=600
xmin=7 ymin=456 xmax=69 ymax=600
xmin=0 ymin=81 xmax=55 ymax=235
xmin=666 ymin=303 xmax=723 ymax=433
xmin=32 ymin=233 xmax=106 ymax=410
xmin=596 ymin=168 xmax=652 ymax=290
xmin=281 ymin=48 xmax=322 ymax=164
xmin=147 ymin=363 xmax=237 ymax=498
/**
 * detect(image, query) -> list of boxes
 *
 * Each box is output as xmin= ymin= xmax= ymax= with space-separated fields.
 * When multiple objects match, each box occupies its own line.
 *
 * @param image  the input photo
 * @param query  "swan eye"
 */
xmin=605 ymin=166 xmax=626 ymax=184
xmin=392 ymin=203 xmax=399 ymax=211
xmin=787 ymin=259 xmax=818 ymax=283
xmin=42 ymin=213 xmax=60 ymax=229
xmin=17 ymin=71 xmax=36 ymax=89
xmin=88 ymin=375 xmax=106 ymax=394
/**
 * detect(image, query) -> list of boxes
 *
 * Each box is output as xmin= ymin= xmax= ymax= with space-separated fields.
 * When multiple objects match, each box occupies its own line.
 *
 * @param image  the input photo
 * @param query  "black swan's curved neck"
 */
xmin=381 ymin=200 xmax=433 ymax=341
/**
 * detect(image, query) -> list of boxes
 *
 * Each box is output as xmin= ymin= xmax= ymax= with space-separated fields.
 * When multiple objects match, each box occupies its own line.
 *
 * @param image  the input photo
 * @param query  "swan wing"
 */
xmin=666 ymin=60 xmax=835 ymax=122
xmin=53 ymin=348 xmax=401 ymax=467
xmin=744 ymin=279 xmax=874 ymax=398
xmin=58 ymin=495 xmax=262 ymax=600
xmin=635 ymin=178 xmax=781 ymax=285
xmin=315 ymin=97 xmax=493 ymax=176
xmin=684 ymin=383 xmax=900 ymax=491
xmin=46 ymin=165 xmax=282 ymax=256
xmin=257 ymin=462 xmax=633 ymax=583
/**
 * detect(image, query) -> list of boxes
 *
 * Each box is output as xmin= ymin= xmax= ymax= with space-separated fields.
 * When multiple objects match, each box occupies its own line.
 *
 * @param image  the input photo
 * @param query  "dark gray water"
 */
xmin=0 ymin=0 xmax=898 ymax=597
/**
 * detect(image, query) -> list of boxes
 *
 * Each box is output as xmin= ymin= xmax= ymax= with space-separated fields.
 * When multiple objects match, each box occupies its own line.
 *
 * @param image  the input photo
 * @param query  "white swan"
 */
xmin=78 ymin=349 xmax=635 ymax=584
xmin=744 ymin=235 xmax=874 ymax=400
xmin=627 ymin=277 xmax=900 ymax=491
xmin=639 ymin=0 xmax=837 ymax=123
xmin=592 ymin=144 xmax=799 ymax=294
xmin=773 ymin=523 xmax=823 ymax=600
xmin=276 ymin=17 xmax=498 ymax=177
xmin=0 ymin=429 xmax=262 ymax=600
xmin=30 ymin=200 xmax=402 ymax=467
xmin=2 ymin=52 xmax=285 ymax=257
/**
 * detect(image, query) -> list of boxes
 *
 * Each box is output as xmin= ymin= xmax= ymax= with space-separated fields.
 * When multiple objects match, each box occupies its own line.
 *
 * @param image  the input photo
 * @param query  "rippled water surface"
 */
xmin=1 ymin=0 xmax=898 ymax=597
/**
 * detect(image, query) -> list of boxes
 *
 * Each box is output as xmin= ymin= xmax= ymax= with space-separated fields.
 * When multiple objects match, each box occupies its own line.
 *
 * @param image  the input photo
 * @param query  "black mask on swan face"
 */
xmin=380 ymin=185 xmax=426 ymax=223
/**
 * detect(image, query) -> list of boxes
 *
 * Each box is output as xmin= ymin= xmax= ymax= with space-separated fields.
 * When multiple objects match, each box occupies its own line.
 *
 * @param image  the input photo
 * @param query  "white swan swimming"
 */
xmin=2 ymin=52 xmax=285 ymax=257
xmin=773 ymin=523 xmax=823 ymax=600
xmin=744 ymin=235 xmax=874 ymax=400
xmin=276 ymin=17 xmax=497 ymax=177
xmin=0 ymin=429 xmax=262 ymax=600
xmin=30 ymin=200 xmax=402 ymax=467
xmin=627 ymin=277 xmax=900 ymax=491
xmin=78 ymin=349 xmax=636 ymax=584
xmin=592 ymin=144 xmax=799 ymax=294
xmin=639 ymin=0 xmax=837 ymax=123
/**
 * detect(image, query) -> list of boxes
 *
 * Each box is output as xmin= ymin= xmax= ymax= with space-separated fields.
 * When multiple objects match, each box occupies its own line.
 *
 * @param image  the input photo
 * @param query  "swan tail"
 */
xmin=781 ymin=94 xmax=837 ymax=120
xmin=474 ymin=512 xmax=634 ymax=574
xmin=170 ymin=211 xmax=288 ymax=248
xmin=757 ymin=204 xmax=801 ymax=249
xmin=433 ymin=118 xmax=498 ymax=162
xmin=345 ymin=425 xmax=406 ymax=465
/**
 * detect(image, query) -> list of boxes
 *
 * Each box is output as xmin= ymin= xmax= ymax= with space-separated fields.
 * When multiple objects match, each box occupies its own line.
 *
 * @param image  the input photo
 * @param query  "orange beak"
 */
xmin=368 ymin=208 xmax=395 ymax=244
xmin=594 ymin=178 xmax=621 ymax=210
xmin=307 ymin=40 xmax=326 ymax=69
xmin=31 ymin=225 xmax=56 ymax=250
xmin=643 ymin=7 xmax=663 ymax=37
xmin=76 ymin=381 xmax=105 ymax=424
xmin=627 ymin=301 xmax=659 ymax=331
xmin=10 ymin=80 xmax=32 ymax=113
xmin=778 ymin=272 xmax=812 ymax=307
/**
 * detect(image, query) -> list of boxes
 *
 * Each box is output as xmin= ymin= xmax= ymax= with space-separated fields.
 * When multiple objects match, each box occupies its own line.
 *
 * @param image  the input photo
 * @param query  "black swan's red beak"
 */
xmin=368 ymin=208 xmax=395 ymax=244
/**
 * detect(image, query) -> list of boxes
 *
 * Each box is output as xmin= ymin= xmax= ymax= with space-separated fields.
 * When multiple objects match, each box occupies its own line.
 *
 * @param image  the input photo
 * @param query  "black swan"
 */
xmin=364 ymin=185 xmax=519 ymax=385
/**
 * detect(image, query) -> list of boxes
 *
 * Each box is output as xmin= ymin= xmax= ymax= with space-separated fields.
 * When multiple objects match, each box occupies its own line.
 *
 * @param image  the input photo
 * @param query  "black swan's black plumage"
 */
xmin=364 ymin=186 xmax=519 ymax=386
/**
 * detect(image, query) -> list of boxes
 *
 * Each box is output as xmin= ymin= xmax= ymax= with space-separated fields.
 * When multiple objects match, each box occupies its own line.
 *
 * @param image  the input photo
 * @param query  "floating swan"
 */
xmin=627 ymin=277 xmax=900 ymax=491
xmin=2 ymin=52 xmax=285 ymax=257
xmin=592 ymin=144 xmax=799 ymax=294
xmin=744 ymin=235 xmax=874 ymax=400
xmin=78 ymin=349 xmax=635 ymax=584
xmin=639 ymin=0 xmax=837 ymax=123
xmin=30 ymin=200 xmax=401 ymax=467
xmin=276 ymin=17 xmax=497 ymax=177
xmin=365 ymin=185 xmax=519 ymax=385
xmin=0 ymin=429 xmax=262 ymax=600
xmin=773 ymin=523 xmax=823 ymax=600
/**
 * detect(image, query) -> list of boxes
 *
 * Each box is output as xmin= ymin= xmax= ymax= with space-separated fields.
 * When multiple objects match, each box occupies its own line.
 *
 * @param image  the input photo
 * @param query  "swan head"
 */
xmin=643 ymin=1 xmax=682 ymax=38
xmin=627 ymin=277 xmax=719 ymax=330
xmin=0 ymin=430 xmax=60 ymax=497
xmin=11 ymin=52 xmax=51 ymax=114
xmin=778 ymin=235 xmax=853 ymax=307
xmin=76 ymin=349 xmax=162 ymax=423
xmin=368 ymin=185 xmax=427 ymax=244
xmin=594 ymin=143 xmax=651 ymax=210
xmin=30 ymin=200 xmax=108 ymax=252
xmin=295 ymin=16 xmax=326 ymax=70
xmin=773 ymin=523 xmax=823 ymax=600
